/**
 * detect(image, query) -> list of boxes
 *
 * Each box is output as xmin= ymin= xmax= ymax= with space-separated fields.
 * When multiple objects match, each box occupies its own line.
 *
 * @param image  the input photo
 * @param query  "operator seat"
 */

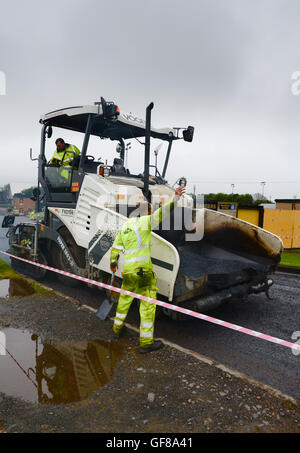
xmin=111 ymin=158 xmax=127 ymax=175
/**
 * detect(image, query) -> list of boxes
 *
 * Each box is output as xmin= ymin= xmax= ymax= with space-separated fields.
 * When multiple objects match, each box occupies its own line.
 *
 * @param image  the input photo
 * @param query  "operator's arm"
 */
xmin=149 ymin=185 xmax=185 ymax=229
xmin=149 ymin=199 xmax=174 ymax=229
xmin=71 ymin=145 xmax=81 ymax=168
xmin=72 ymin=145 xmax=80 ymax=156
xmin=49 ymin=150 xmax=60 ymax=166
xmin=110 ymin=231 xmax=124 ymax=272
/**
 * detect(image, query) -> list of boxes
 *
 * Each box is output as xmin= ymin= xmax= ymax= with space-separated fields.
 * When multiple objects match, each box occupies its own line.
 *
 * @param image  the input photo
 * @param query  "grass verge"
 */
xmin=0 ymin=257 xmax=53 ymax=295
xmin=280 ymin=252 xmax=300 ymax=268
xmin=0 ymin=258 xmax=19 ymax=279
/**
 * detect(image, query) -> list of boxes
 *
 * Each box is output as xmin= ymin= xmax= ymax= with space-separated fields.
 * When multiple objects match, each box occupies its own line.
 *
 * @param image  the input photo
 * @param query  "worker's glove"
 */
xmin=174 ymin=185 xmax=186 ymax=201
xmin=110 ymin=263 xmax=118 ymax=273
xmin=50 ymin=158 xmax=60 ymax=166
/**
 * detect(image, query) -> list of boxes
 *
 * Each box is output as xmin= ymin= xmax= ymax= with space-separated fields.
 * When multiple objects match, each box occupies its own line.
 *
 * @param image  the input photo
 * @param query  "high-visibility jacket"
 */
xmin=110 ymin=198 xmax=175 ymax=273
xmin=50 ymin=144 xmax=80 ymax=168
xmin=111 ymin=198 xmax=175 ymax=347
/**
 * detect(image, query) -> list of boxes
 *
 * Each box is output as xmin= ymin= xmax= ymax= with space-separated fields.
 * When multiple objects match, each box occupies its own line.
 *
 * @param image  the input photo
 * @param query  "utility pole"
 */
xmin=231 ymin=183 xmax=235 ymax=201
xmin=153 ymin=143 xmax=162 ymax=176
xmin=193 ymin=184 xmax=196 ymax=208
xmin=261 ymin=181 xmax=266 ymax=199
xmin=154 ymin=149 xmax=158 ymax=176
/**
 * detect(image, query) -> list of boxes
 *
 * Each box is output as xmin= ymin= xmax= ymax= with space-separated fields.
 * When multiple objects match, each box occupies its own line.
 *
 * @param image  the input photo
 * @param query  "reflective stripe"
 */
xmin=124 ymin=245 xmax=147 ymax=255
xmin=54 ymin=151 xmax=72 ymax=164
xmin=124 ymin=256 xmax=148 ymax=263
xmin=133 ymin=218 xmax=143 ymax=247
xmin=140 ymin=331 xmax=153 ymax=338
xmin=52 ymin=146 xmax=78 ymax=165
xmin=113 ymin=245 xmax=123 ymax=251
xmin=114 ymin=319 xmax=123 ymax=326
xmin=116 ymin=312 xmax=126 ymax=319
xmin=150 ymin=213 xmax=154 ymax=229
xmin=150 ymin=208 xmax=161 ymax=229
xmin=141 ymin=321 xmax=153 ymax=328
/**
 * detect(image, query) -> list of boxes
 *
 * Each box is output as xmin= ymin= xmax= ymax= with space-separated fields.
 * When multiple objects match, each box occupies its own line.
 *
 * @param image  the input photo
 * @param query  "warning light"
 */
xmin=72 ymin=182 xmax=79 ymax=192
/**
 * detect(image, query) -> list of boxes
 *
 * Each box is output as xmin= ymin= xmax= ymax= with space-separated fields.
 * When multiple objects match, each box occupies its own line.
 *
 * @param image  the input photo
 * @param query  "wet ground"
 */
xmin=0 ymin=327 xmax=124 ymax=405
xmin=0 ymin=285 xmax=300 ymax=433
xmin=0 ymin=278 xmax=36 ymax=298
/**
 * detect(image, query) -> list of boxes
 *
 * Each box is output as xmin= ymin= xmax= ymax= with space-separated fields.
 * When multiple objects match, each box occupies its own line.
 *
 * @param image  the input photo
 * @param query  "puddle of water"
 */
xmin=0 ymin=328 xmax=124 ymax=405
xmin=0 ymin=279 xmax=36 ymax=298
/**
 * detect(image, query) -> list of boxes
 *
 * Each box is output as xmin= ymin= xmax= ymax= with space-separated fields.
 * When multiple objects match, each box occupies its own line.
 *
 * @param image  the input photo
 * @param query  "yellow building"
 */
xmin=275 ymin=199 xmax=300 ymax=210
xmin=237 ymin=206 xmax=264 ymax=227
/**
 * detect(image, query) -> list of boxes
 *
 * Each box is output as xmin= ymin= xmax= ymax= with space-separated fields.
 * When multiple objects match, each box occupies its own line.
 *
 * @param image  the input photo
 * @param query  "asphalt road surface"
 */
xmin=1 ymin=215 xmax=299 ymax=400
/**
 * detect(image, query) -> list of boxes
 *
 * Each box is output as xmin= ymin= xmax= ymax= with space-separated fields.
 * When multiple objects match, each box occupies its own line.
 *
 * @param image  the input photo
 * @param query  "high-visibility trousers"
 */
xmin=113 ymin=269 xmax=158 ymax=347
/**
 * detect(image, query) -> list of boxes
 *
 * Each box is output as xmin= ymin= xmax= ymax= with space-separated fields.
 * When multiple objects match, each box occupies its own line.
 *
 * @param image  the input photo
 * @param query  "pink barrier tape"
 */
xmin=1 ymin=250 xmax=300 ymax=352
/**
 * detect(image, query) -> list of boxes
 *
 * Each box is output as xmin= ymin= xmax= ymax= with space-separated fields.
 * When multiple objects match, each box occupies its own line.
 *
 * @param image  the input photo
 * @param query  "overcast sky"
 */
xmin=1 ymin=0 xmax=300 ymax=199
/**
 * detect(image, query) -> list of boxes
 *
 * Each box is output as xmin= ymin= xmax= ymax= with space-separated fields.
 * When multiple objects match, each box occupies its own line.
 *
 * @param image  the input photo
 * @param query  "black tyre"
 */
xmin=50 ymin=242 xmax=79 ymax=287
xmin=51 ymin=227 xmax=86 ymax=287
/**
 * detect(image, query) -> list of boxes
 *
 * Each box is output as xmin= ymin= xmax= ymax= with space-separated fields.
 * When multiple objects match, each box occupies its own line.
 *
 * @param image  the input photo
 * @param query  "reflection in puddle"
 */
xmin=0 ymin=279 xmax=36 ymax=298
xmin=0 ymin=328 xmax=124 ymax=404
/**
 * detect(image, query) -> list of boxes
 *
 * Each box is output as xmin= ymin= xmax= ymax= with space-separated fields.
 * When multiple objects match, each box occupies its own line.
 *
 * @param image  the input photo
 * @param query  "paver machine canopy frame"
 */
xmin=37 ymin=97 xmax=194 ymax=211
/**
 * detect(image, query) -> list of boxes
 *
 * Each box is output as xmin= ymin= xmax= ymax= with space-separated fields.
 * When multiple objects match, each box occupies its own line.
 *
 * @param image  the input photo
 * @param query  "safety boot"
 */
xmin=113 ymin=326 xmax=126 ymax=339
xmin=139 ymin=340 xmax=164 ymax=354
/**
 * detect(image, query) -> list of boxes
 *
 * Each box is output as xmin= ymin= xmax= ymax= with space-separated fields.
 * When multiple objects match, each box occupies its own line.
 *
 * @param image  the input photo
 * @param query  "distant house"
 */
xmin=13 ymin=193 xmax=35 ymax=215
xmin=275 ymin=199 xmax=300 ymax=210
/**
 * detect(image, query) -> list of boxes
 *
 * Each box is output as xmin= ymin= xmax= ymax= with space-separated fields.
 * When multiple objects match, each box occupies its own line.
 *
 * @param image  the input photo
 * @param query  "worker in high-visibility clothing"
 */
xmin=110 ymin=184 xmax=185 ymax=353
xmin=50 ymin=138 xmax=81 ymax=174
